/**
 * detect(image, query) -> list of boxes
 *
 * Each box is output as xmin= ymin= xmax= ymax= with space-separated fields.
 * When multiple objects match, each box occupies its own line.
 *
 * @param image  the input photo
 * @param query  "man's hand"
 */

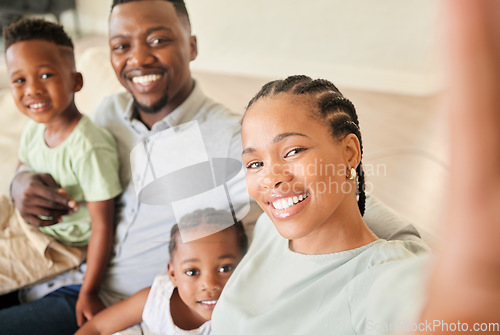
xmin=11 ymin=171 xmax=78 ymax=226
xmin=75 ymin=292 xmax=106 ymax=327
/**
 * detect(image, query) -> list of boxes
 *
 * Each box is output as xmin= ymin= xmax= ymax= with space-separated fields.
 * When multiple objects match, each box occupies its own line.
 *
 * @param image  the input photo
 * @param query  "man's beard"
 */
xmin=133 ymin=94 xmax=169 ymax=114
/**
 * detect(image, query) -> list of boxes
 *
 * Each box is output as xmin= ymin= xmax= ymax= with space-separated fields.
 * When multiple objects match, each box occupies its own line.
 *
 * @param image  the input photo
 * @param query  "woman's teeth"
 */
xmin=272 ymin=192 xmax=309 ymax=210
xmin=132 ymin=74 xmax=162 ymax=84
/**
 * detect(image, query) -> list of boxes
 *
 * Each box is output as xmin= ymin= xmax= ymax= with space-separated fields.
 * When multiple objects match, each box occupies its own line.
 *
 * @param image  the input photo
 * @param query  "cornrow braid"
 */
xmin=245 ymin=75 xmax=366 ymax=216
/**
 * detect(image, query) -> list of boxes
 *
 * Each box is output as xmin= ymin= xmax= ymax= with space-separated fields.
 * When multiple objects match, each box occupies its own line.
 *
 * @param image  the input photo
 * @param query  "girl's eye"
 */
xmin=185 ymin=269 xmax=199 ymax=276
xmin=247 ymin=161 xmax=263 ymax=169
xmin=219 ymin=264 xmax=235 ymax=273
xmin=41 ymin=73 xmax=53 ymax=79
xmin=285 ymin=148 xmax=306 ymax=158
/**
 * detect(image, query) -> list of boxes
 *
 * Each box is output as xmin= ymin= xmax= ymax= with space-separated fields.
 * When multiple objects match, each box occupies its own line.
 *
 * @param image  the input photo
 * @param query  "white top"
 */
xmin=140 ymin=273 xmax=211 ymax=335
xmin=212 ymin=214 xmax=429 ymax=335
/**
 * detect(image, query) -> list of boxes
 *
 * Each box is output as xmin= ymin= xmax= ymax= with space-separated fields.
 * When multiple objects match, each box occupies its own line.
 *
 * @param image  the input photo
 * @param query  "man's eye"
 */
xmin=247 ymin=161 xmax=263 ymax=169
xmin=112 ymin=44 xmax=129 ymax=51
xmin=185 ymin=269 xmax=199 ymax=276
xmin=219 ymin=264 xmax=235 ymax=273
xmin=151 ymin=38 xmax=171 ymax=46
xmin=285 ymin=148 xmax=306 ymax=158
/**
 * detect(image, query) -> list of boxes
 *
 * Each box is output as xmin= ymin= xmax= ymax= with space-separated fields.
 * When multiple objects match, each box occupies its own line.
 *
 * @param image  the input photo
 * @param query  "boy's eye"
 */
xmin=185 ymin=269 xmax=199 ymax=276
xmin=12 ymin=78 xmax=25 ymax=84
xmin=219 ymin=264 xmax=235 ymax=273
xmin=285 ymin=148 xmax=306 ymax=158
xmin=41 ymin=73 xmax=53 ymax=79
xmin=246 ymin=161 xmax=263 ymax=169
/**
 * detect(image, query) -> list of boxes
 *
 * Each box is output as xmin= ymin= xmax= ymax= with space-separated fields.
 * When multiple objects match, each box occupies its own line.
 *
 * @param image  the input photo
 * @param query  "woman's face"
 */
xmin=242 ymin=94 xmax=360 ymax=247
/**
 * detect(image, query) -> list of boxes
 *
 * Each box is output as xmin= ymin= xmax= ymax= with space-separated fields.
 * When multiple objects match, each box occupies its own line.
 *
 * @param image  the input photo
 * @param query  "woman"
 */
xmin=212 ymin=75 xmax=428 ymax=334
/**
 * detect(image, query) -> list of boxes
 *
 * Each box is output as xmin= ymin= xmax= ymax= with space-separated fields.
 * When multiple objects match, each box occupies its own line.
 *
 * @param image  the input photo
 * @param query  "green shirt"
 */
xmin=18 ymin=115 xmax=122 ymax=245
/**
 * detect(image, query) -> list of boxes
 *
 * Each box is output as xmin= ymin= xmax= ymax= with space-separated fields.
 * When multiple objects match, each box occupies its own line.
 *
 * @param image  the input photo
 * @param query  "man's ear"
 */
xmin=189 ymin=35 xmax=198 ymax=61
xmin=343 ymin=133 xmax=361 ymax=169
xmin=167 ymin=262 xmax=177 ymax=287
xmin=73 ymin=72 xmax=84 ymax=93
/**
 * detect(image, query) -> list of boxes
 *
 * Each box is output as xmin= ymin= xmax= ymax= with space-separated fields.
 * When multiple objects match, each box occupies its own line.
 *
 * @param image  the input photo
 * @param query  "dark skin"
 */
xmin=10 ymin=0 xmax=198 ymax=326
xmin=6 ymin=38 xmax=117 ymax=325
xmin=12 ymin=0 xmax=198 ymax=225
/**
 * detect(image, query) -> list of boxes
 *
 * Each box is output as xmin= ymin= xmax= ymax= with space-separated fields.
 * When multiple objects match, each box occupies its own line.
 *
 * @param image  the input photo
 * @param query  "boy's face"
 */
xmin=5 ymin=39 xmax=82 ymax=125
xmin=168 ymin=227 xmax=243 ymax=323
xmin=109 ymin=0 xmax=197 ymax=116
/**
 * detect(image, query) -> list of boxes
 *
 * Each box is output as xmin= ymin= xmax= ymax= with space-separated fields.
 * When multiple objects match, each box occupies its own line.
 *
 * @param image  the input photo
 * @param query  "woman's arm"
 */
xmin=75 ymin=199 xmax=115 ymax=326
xmin=421 ymin=0 xmax=500 ymax=331
xmin=75 ymin=287 xmax=151 ymax=335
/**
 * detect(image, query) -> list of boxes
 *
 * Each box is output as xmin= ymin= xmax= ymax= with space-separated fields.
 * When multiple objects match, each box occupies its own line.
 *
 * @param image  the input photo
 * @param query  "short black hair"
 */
xmin=168 ymin=208 xmax=248 ymax=259
xmin=111 ymin=0 xmax=191 ymax=27
xmin=3 ymin=17 xmax=74 ymax=51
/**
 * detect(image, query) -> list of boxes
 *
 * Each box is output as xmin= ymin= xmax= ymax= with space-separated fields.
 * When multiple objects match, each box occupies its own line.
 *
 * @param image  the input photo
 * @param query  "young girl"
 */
xmin=76 ymin=208 xmax=248 ymax=335
xmin=212 ymin=75 xmax=429 ymax=334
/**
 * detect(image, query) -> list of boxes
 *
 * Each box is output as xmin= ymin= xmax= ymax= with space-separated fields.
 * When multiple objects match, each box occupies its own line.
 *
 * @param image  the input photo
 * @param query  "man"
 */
xmin=1 ymin=1 xmax=254 ymax=334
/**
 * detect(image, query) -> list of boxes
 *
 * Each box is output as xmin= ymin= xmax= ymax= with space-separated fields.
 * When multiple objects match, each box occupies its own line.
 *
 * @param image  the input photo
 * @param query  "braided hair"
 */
xmin=245 ymin=75 xmax=367 ymax=216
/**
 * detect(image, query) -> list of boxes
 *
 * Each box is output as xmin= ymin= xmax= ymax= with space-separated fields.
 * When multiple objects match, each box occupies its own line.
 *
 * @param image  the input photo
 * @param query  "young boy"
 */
xmin=1 ymin=18 xmax=122 ymax=325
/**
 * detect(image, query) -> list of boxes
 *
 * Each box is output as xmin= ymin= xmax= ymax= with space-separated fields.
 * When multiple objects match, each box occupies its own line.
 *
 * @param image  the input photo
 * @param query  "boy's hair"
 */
xmin=245 ymin=75 xmax=367 ymax=216
xmin=168 ymin=208 xmax=248 ymax=259
xmin=111 ymin=0 xmax=191 ymax=28
xmin=3 ymin=17 xmax=74 ymax=51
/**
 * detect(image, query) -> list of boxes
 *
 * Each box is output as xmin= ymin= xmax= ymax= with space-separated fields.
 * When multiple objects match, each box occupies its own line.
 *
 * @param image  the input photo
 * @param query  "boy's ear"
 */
xmin=72 ymin=72 xmax=83 ymax=93
xmin=167 ymin=262 xmax=177 ymax=287
xmin=343 ymin=133 xmax=361 ymax=169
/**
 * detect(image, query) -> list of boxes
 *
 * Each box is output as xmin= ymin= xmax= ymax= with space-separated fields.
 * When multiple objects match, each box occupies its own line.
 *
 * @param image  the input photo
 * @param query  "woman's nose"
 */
xmin=261 ymin=164 xmax=293 ymax=189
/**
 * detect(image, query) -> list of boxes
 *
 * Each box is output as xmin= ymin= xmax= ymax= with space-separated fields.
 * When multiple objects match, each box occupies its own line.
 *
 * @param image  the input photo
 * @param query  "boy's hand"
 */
xmin=11 ymin=171 xmax=78 ymax=226
xmin=75 ymin=292 xmax=106 ymax=327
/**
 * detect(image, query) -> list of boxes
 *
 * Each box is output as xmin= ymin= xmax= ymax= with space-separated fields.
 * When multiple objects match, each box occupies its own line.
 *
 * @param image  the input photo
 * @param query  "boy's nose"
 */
xmin=25 ymin=80 xmax=43 ymax=96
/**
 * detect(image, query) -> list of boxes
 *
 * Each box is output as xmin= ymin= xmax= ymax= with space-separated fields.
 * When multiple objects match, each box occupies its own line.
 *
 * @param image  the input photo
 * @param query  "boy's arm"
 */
xmin=75 ymin=198 xmax=115 ymax=326
xmin=75 ymin=287 xmax=150 ymax=335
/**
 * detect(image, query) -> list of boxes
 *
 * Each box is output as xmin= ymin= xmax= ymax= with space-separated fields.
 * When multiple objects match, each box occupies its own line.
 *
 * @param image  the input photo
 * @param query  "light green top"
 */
xmin=212 ymin=213 xmax=429 ymax=335
xmin=18 ymin=115 xmax=122 ymax=246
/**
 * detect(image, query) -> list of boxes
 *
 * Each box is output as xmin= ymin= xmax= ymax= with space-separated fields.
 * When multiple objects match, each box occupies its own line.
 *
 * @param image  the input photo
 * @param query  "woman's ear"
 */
xmin=167 ymin=262 xmax=177 ymax=287
xmin=343 ymin=133 xmax=361 ymax=169
xmin=73 ymin=72 xmax=83 ymax=93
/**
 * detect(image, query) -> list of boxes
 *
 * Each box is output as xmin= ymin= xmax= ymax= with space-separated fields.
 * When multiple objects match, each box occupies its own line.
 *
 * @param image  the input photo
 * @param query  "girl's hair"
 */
xmin=168 ymin=208 xmax=248 ymax=259
xmin=245 ymin=75 xmax=366 ymax=216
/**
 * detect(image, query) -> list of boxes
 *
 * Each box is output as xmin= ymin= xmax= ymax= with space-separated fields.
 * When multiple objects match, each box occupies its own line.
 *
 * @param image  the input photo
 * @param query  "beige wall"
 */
xmin=66 ymin=0 xmax=442 ymax=95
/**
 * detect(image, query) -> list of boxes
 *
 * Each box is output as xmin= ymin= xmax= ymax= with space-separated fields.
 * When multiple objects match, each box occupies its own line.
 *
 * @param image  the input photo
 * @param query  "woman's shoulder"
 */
xmin=366 ymin=238 xmax=430 ymax=267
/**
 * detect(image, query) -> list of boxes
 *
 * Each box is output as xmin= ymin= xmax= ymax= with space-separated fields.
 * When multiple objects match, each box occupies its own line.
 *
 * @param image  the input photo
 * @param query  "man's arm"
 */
xmin=75 ymin=199 xmax=116 ymax=326
xmin=11 ymin=168 xmax=77 ymax=227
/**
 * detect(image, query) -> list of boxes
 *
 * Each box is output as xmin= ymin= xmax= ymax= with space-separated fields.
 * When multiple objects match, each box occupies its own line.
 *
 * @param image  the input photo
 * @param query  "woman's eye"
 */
xmin=285 ymin=148 xmax=306 ymax=158
xmin=219 ymin=264 xmax=235 ymax=273
xmin=247 ymin=161 xmax=264 ymax=169
xmin=185 ymin=269 xmax=199 ymax=276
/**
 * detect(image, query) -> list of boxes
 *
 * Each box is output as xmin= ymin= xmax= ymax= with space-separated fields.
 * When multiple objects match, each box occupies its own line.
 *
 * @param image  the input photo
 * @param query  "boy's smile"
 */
xmin=5 ymin=39 xmax=82 ymax=128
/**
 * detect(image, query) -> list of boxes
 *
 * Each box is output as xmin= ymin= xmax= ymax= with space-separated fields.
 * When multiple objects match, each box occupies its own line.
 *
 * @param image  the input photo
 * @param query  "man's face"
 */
xmin=109 ymin=0 xmax=197 ymax=115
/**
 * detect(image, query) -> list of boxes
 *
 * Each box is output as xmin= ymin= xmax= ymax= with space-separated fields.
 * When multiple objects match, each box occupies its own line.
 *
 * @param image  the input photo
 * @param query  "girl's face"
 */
xmin=242 ymin=94 xmax=360 ymax=251
xmin=168 ymin=227 xmax=243 ymax=324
